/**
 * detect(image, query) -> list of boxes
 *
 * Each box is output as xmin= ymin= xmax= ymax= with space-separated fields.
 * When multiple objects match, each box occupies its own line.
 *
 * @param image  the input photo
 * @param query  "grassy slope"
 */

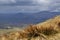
xmin=0 ymin=15 xmax=60 ymax=40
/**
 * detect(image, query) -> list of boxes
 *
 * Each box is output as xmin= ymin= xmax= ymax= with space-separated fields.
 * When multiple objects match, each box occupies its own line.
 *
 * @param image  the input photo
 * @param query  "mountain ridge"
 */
xmin=0 ymin=11 xmax=60 ymax=25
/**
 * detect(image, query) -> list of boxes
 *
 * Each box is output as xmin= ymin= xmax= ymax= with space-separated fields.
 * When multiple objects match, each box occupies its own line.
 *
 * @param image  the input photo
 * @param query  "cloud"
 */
xmin=0 ymin=0 xmax=60 ymax=13
xmin=0 ymin=0 xmax=16 ymax=4
xmin=0 ymin=6 xmax=42 ymax=13
xmin=0 ymin=0 xmax=36 ymax=6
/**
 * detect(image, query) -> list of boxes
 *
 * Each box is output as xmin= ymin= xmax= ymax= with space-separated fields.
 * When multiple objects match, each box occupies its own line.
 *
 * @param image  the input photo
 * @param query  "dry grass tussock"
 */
xmin=0 ymin=15 xmax=60 ymax=40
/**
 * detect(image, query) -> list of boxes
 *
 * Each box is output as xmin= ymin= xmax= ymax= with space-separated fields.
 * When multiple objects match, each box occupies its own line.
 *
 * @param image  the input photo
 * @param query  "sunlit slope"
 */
xmin=37 ymin=15 xmax=60 ymax=31
xmin=0 ymin=15 xmax=60 ymax=40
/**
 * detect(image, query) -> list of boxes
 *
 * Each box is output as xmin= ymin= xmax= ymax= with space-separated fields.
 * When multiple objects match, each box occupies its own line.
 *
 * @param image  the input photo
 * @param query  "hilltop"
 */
xmin=0 ymin=15 xmax=60 ymax=40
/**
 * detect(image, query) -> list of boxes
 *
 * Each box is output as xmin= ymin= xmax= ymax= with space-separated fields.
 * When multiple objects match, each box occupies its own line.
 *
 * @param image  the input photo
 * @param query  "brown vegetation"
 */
xmin=0 ymin=15 xmax=60 ymax=40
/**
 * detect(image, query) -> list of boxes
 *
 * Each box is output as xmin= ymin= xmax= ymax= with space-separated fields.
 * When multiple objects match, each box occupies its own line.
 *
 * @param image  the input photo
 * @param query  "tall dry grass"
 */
xmin=0 ymin=15 xmax=60 ymax=40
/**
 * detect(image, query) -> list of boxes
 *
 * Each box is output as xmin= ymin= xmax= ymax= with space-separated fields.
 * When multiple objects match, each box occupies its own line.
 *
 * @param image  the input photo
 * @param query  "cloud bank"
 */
xmin=0 ymin=0 xmax=60 ymax=13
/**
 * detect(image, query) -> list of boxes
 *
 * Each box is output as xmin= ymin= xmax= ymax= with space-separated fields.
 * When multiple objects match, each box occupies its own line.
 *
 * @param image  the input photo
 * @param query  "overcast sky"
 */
xmin=0 ymin=0 xmax=60 ymax=13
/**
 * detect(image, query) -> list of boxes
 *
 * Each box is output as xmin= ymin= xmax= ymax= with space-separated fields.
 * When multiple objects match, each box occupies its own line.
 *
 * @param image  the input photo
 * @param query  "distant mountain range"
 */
xmin=0 ymin=11 xmax=60 ymax=25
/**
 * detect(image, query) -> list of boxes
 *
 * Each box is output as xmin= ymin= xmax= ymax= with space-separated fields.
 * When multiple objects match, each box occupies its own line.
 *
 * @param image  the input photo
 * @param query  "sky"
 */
xmin=0 ymin=0 xmax=60 ymax=13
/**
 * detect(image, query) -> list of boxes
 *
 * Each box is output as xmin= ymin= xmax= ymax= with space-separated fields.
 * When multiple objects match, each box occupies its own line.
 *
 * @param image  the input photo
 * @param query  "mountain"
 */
xmin=0 ymin=11 xmax=60 ymax=26
xmin=32 ymin=11 xmax=60 ymax=23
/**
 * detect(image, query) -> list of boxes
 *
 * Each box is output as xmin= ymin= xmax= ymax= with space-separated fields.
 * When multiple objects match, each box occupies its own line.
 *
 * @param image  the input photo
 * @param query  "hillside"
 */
xmin=0 ymin=11 xmax=60 ymax=25
xmin=0 ymin=11 xmax=60 ymax=29
xmin=0 ymin=15 xmax=60 ymax=40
